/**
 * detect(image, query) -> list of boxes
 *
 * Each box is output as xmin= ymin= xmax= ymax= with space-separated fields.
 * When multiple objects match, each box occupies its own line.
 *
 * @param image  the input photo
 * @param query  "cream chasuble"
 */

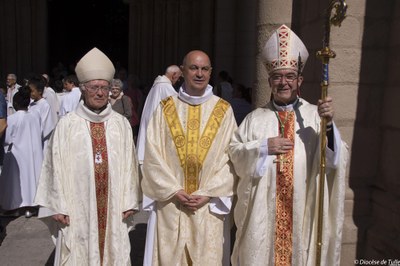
xmin=142 ymin=93 xmax=237 ymax=266
xmin=229 ymin=98 xmax=348 ymax=266
xmin=35 ymin=101 xmax=140 ymax=265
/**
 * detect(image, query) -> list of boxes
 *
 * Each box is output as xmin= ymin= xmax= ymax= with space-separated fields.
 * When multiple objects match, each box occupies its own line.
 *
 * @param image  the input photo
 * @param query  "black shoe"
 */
xmin=1 ymin=209 xmax=20 ymax=217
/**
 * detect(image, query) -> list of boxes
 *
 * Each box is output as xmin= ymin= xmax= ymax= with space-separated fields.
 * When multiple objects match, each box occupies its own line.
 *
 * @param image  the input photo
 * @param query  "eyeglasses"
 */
xmin=84 ymin=84 xmax=111 ymax=93
xmin=270 ymin=73 xmax=298 ymax=83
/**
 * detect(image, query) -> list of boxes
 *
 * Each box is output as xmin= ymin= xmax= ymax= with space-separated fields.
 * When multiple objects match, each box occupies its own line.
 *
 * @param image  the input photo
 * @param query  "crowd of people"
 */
xmin=0 ymin=24 xmax=347 ymax=265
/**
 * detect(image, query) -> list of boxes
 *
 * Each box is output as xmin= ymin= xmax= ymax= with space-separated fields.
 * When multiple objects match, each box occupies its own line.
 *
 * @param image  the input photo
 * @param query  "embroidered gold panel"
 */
xmin=161 ymin=97 xmax=229 ymax=194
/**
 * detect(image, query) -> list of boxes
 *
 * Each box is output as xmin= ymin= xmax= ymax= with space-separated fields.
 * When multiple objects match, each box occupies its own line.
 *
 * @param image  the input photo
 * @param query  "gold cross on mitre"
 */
xmin=274 ymin=154 xmax=289 ymax=173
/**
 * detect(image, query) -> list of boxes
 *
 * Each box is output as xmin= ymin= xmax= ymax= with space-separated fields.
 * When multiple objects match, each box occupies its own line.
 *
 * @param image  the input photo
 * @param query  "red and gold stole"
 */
xmin=274 ymin=111 xmax=295 ymax=265
xmin=90 ymin=122 xmax=109 ymax=263
xmin=161 ymin=97 xmax=229 ymax=194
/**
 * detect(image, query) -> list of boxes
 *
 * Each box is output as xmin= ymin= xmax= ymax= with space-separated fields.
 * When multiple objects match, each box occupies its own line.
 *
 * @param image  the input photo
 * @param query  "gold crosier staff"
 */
xmin=315 ymin=1 xmax=347 ymax=265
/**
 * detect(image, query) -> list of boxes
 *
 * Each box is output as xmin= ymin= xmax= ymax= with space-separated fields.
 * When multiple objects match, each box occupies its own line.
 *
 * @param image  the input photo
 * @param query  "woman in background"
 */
xmin=109 ymin=78 xmax=133 ymax=123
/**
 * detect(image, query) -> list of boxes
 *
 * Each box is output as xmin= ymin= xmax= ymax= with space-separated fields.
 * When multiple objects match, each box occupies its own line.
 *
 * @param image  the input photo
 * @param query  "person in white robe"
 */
xmin=142 ymin=50 xmax=237 ymax=266
xmin=137 ymin=64 xmax=182 ymax=165
xmin=0 ymin=87 xmax=43 ymax=217
xmin=229 ymin=24 xmax=348 ymax=266
xmin=59 ymin=75 xmax=81 ymax=117
xmin=6 ymin=73 xmax=21 ymax=116
xmin=28 ymin=75 xmax=57 ymax=154
xmin=42 ymin=74 xmax=60 ymax=120
xmin=0 ymin=92 xmax=7 ymax=169
xmin=35 ymin=48 xmax=140 ymax=265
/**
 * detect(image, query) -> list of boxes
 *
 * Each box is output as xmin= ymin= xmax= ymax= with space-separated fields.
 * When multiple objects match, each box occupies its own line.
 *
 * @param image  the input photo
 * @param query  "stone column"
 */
xmin=254 ymin=0 xmax=292 ymax=107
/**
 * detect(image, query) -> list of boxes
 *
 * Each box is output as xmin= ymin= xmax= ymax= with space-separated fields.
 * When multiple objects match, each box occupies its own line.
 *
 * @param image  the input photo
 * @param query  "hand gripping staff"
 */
xmin=315 ymin=1 xmax=347 ymax=265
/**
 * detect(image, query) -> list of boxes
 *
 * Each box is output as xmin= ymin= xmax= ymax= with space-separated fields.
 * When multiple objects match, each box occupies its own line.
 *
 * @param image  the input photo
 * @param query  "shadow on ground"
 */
xmin=130 ymin=223 xmax=147 ymax=266
xmin=45 ymin=249 xmax=55 ymax=266
xmin=0 ymin=216 xmax=18 ymax=246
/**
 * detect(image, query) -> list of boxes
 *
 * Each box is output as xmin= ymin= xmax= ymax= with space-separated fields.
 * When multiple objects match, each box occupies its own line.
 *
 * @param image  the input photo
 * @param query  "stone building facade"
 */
xmin=1 ymin=0 xmax=399 ymax=265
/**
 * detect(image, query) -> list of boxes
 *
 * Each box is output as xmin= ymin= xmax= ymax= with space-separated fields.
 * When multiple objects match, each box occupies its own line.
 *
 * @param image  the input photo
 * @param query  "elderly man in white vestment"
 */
xmin=42 ymin=73 xmax=61 ymax=120
xmin=35 ymin=47 xmax=140 ymax=265
xmin=137 ymin=64 xmax=182 ymax=165
xmin=142 ymin=50 xmax=237 ymax=265
xmin=229 ymin=25 xmax=348 ymax=266
xmin=5 ymin=73 xmax=21 ymax=116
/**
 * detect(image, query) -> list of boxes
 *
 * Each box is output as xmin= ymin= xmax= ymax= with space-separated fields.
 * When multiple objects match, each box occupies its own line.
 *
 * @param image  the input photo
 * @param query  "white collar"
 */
xmin=178 ymin=84 xmax=213 ymax=105
xmin=272 ymin=98 xmax=299 ymax=111
xmin=75 ymin=100 xmax=114 ymax=122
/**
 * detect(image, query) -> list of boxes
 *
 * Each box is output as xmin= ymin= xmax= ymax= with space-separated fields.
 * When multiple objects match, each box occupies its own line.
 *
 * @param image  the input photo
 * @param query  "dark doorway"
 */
xmin=47 ymin=0 xmax=129 ymax=78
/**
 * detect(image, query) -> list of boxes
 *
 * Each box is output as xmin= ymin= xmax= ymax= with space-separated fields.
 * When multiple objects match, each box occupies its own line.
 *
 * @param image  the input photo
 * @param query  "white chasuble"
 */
xmin=43 ymin=86 xmax=60 ymax=121
xmin=0 ymin=110 xmax=43 ymax=210
xmin=35 ymin=102 xmax=140 ymax=265
xmin=229 ymin=98 xmax=348 ymax=266
xmin=59 ymin=87 xmax=81 ymax=117
xmin=29 ymin=98 xmax=57 ymax=153
xmin=142 ymin=94 xmax=237 ymax=266
xmin=137 ymin=75 xmax=177 ymax=164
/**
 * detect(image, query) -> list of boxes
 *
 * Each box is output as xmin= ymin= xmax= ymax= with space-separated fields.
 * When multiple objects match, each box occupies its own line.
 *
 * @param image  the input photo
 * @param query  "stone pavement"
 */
xmin=0 ymin=211 xmax=149 ymax=266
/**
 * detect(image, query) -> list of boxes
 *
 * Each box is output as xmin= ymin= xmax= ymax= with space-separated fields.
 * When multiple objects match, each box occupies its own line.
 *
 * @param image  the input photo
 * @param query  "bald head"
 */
xmin=182 ymin=50 xmax=211 ymax=68
xmin=165 ymin=65 xmax=182 ymax=85
xmin=165 ymin=65 xmax=180 ymax=75
xmin=180 ymin=50 xmax=212 ymax=96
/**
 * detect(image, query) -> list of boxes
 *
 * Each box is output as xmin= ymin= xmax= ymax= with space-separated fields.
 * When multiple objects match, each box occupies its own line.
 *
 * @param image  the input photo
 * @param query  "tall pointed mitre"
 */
xmin=262 ymin=24 xmax=309 ymax=74
xmin=75 ymin=47 xmax=115 ymax=83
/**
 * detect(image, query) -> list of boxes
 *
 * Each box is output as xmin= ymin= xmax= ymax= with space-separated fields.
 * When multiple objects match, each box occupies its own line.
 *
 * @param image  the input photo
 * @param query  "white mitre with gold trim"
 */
xmin=75 ymin=47 xmax=115 ymax=83
xmin=262 ymin=24 xmax=309 ymax=74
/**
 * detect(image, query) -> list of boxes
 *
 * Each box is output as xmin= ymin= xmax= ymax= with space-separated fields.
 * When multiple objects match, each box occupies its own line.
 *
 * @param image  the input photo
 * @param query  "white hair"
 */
xmin=165 ymin=65 xmax=181 ymax=75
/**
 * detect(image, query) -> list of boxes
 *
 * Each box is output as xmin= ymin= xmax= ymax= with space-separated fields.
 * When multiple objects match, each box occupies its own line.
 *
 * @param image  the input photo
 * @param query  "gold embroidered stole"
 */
xmin=90 ymin=122 xmax=109 ymax=263
xmin=274 ymin=111 xmax=295 ymax=266
xmin=162 ymin=97 xmax=229 ymax=194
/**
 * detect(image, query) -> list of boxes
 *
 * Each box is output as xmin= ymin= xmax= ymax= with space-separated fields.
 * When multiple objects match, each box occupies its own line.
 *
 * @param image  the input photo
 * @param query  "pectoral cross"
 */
xmin=95 ymin=151 xmax=103 ymax=164
xmin=274 ymin=154 xmax=288 ymax=173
